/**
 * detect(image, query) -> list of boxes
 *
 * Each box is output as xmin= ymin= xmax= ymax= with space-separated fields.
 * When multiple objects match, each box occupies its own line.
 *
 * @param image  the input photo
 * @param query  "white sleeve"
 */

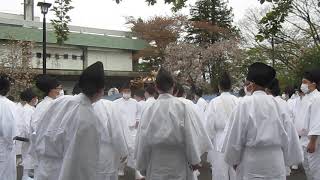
xmin=184 ymin=104 xmax=213 ymax=165
xmin=224 ymin=103 xmax=246 ymax=166
xmin=308 ymin=98 xmax=320 ymax=136
xmin=110 ymin=104 xmax=129 ymax=158
xmin=280 ymin=106 xmax=303 ymax=166
xmin=58 ymin=112 xmax=100 ymax=180
xmin=205 ymin=101 xmax=216 ymax=146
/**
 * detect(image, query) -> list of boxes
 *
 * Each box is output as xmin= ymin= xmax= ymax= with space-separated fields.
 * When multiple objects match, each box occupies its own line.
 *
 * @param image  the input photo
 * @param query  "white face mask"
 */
xmin=123 ymin=93 xmax=131 ymax=99
xmin=300 ymin=83 xmax=309 ymax=94
xmin=57 ymin=89 xmax=64 ymax=98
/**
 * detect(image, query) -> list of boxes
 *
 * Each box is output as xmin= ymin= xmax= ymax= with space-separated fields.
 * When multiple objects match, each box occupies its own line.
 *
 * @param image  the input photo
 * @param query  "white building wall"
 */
xmin=0 ymin=42 xmax=133 ymax=72
xmin=32 ymin=46 xmax=83 ymax=70
xmin=88 ymin=49 xmax=132 ymax=71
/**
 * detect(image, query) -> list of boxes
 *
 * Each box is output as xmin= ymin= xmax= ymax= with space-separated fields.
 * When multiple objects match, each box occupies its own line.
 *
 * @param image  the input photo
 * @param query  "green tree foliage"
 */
xmin=115 ymin=0 xmax=188 ymax=11
xmin=187 ymin=0 xmax=237 ymax=44
xmin=186 ymin=0 xmax=238 ymax=91
xmin=51 ymin=0 xmax=74 ymax=45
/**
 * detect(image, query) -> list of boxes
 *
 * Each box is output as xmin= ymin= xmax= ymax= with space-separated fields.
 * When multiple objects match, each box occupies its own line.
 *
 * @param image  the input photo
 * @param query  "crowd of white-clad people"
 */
xmin=0 ymin=61 xmax=320 ymax=180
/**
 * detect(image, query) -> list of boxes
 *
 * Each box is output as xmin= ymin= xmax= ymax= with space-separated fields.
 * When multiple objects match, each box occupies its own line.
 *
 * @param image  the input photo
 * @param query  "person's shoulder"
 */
xmin=311 ymin=91 xmax=320 ymax=105
xmin=129 ymin=98 xmax=138 ymax=103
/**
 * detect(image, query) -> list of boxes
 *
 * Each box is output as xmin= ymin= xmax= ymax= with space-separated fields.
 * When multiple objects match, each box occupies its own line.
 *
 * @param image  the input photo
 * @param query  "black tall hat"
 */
xmin=36 ymin=75 xmax=59 ymax=94
xmin=79 ymin=61 xmax=105 ymax=90
xmin=246 ymin=62 xmax=276 ymax=87
xmin=303 ymin=69 xmax=320 ymax=84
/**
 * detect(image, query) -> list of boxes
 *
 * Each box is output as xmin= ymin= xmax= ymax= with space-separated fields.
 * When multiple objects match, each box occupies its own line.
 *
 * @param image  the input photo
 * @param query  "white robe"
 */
xmin=33 ymin=94 xmax=101 ymax=180
xmin=15 ymin=103 xmax=28 ymax=155
xmin=93 ymin=99 xmax=129 ymax=180
xmin=289 ymin=96 xmax=304 ymax=133
xmin=299 ymin=89 xmax=320 ymax=180
xmin=31 ymin=96 xmax=54 ymax=133
xmin=224 ymin=91 xmax=303 ymax=180
xmin=0 ymin=95 xmax=20 ymax=180
xmin=135 ymin=93 xmax=212 ymax=180
xmin=114 ymin=98 xmax=140 ymax=168
xmin=196 ymin=97 xmax=208 ymax=113
xmin=21 ymin=104 xmax=35 ymax=170
xmin=137 ymin=100 xmax=146 ymax=120
xmin=205 ymin=92 xmax=238 ymax=180
xmin=144 ymin=97 xmax=156 ymax=109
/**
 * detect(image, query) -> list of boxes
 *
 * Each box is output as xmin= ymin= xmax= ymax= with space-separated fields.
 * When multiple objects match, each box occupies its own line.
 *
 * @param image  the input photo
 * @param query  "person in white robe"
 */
xmin=194 ymin=88 xmax=208 ymax=113
xmin=28 ymin=75 xmax=62 ymax=179
xmin=134 ymin=89 xmax=146 ymax=119
xmin=266 ymin=78 xmax=302 ymax=175
xmin=114 ymin=87 xmax=142 ymax=178
xmin=297 ymin=69 xmax=320 ymax=180
xmin=19 ymin=89 xmax=38 ymax=180
xmin=0 ymin=74 xmax=21 ymax=180
xmin=135 ymin=68 xmax=212 ymax=180
xmin=143 ymin=86 xmax=157 ymax=110
xmin=31 ymin=75 xmax=63 ymax=133
xmin=93 ymin=99 xmax=129 ymax=180
xmin=206 ymin=72 xmax=238 ymax=180
xmin=15 ymin=92 xmax=28 ymax=176
xmin=32 ymin=61 xmax=105 ymax=180
xmin=224 ymin=62 xmax=303 ymax=180
xmin=172 ymin=83 xmax=210 ymax=180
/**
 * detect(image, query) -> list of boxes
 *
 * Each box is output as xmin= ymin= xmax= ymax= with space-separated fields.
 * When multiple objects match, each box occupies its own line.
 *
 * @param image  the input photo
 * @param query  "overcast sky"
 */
xmin=0 ymin=0 xmax=262 ymax=31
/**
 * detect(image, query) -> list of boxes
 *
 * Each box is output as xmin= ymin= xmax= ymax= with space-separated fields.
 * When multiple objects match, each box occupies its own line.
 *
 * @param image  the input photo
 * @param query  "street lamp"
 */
xmin=37 ymin=1 xmax=52 ymax=74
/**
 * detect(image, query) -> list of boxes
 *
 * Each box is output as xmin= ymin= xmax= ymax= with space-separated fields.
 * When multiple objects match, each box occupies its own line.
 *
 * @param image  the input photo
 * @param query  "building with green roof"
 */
xmin=0 ymin=12 xmax=148 ymax=93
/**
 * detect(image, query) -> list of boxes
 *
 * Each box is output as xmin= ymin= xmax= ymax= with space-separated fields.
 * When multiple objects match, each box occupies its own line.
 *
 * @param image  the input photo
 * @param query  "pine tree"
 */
xmin=187 ymin=0 xmax=236 ymax=45
xmin=186 ymin=0 xmax=238 ymax=92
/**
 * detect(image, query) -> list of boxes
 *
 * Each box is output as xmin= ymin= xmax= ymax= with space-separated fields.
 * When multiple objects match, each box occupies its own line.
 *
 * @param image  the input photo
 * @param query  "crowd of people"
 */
xmin=0 ymin=61 xmax=319 ymax=180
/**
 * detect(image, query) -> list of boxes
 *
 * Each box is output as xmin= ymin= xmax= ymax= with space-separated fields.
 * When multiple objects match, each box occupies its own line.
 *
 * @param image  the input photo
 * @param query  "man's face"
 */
xmin=144 ymin=92 xmax=150 ymax=98
xmin=50 ymin=85 xmax=63 ymax=98
xmin=31 ymin=97 xmax=38 ymax=106
xmin=122 ymin=89 xmax=131 ymax=99
xmin=301 ymin=78 xmax=316 ymax=94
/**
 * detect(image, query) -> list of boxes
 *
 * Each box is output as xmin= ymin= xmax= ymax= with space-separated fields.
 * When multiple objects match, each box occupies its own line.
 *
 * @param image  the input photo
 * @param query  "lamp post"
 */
xmin=37 ymin=1 xmax=52 ymax=74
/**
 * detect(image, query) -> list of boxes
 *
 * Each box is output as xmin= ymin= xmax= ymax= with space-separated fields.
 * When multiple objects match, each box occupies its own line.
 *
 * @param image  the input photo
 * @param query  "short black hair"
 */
xmin=219 ymin=71 xmax=232 ymax=91
xmin=173 ymin=83 xmax=185 ymax=97
xmin=267 ymin=79 xmax=281 ymax=97
xmin=194 ymin=88 xmax=203 ymax=97
xmin=238 ymin=88 xmax=245 ymax=97
xmin=0 ymin=74 xmax=10 ymax=96
xmin=284 ymin=85 xmax=295 ymax=98
xmin=134 ymin=89 xmax=145 ymax=98
xmin=21 ymin=88 xmax=37 ymax=102
xmin=7 ymin=95 xmax=15 ymax=102
xmin=155 ymin=68 xmax=174 ymax=93
xmin=72 ymin=82 xmax=82 ymax=95
xmin=145 ymin=86 xmax=156 ymax=96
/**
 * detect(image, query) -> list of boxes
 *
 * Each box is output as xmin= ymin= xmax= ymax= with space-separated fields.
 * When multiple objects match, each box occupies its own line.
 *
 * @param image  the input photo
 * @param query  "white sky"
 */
xmin=0 ymin=0 xmax=262 ymax=31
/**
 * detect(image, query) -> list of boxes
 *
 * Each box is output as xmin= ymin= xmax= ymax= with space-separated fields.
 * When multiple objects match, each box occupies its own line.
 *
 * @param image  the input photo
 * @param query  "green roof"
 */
xmin=0 ymin=25 xmax=147 ymax=51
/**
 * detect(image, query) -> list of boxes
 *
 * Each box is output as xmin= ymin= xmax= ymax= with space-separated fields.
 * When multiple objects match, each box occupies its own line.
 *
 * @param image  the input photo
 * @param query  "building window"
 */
xmin=46 ymin=54 xmax=51 ymax=58
xmin=55 ymin=54 xmax=60 ymax=59
xmin=36 ymin=53 xmax=42 ymax=58
xmin=63 ymin=54 xmax=68 ymax=59
xmin=72 ymin=55 xmax=77 ymax=60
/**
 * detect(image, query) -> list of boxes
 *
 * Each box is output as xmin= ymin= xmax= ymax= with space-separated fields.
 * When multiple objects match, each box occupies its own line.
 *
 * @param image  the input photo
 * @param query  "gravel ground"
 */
xmin=119 ymin=165 xmax=307 ymax=180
